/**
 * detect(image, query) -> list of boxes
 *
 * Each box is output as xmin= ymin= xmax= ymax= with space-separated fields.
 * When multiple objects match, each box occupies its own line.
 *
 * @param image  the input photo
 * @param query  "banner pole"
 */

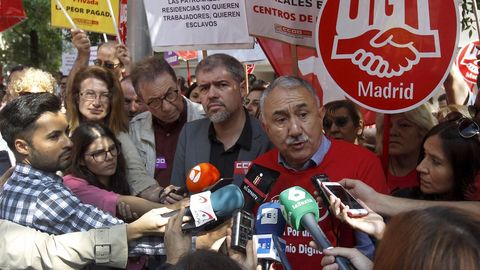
xmin=245 ymin=64 xmax=249 ymax=93
xmin=472 ymin=0 xmax=480 ymax=39
xmin=381 ymin=114 xmax=391 ymax=178
xmin=106 ymin=0 xmax=122 ymax=44
xmin=290 ymin=44 xmax=299 ymax=76
xmin=187 ymin=60 xmax=191 ymax=86
xmin=55 ymin=0 xmax=77 ymax=30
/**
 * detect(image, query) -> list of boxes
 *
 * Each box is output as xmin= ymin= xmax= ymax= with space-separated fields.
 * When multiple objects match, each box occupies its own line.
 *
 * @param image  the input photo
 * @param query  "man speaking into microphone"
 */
xmin=252 ymin=76 xmax=388 ymax=269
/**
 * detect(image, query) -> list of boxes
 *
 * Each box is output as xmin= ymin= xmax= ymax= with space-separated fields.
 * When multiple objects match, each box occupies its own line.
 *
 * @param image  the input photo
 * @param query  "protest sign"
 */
xmin=144 ymin=0 xmax=253 ymax=51
xmin=245 ymin=0 xmax=322 ymax=47
xmin=456 ymin=40 xmax=479 ymax=86
xmin=51 ymin=0 xmax=119 ymax=35
xmin=316 ymin=0 xmax=458 ymax=113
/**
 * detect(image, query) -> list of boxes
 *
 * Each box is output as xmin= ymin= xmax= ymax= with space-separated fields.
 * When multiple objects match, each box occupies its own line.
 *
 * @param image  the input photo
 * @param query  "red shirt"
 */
xmin=387 ymin=169 xmax=419 ymax=194
xmin=253 ymin=140 xmax=388 ymax=270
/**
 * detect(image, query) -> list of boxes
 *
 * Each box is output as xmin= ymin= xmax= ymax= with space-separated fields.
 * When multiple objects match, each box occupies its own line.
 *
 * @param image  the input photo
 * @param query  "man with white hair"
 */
xmin=252 ymin=76 xmax=389 ymax=269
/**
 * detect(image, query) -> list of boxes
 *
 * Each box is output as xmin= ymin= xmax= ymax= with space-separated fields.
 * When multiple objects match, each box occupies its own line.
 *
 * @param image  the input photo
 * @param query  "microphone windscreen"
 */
xmin=278 ymin=186 xmax=319 ymax=231
xmin=186 ymin=163 xmax=221 ymax=193
xmin=211 ymin=184 xmax=245 ymax=217
xmin=240 ymin=164 xmax=280 ymax=211
xmin=255 ymin=202 xmax=286 ymax=236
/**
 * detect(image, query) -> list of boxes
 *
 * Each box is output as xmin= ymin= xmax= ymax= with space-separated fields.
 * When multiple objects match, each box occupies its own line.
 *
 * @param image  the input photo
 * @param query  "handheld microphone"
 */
xmin=279 ymin=186 xmax=356 ymax=270
xmin=186 ymin=163 xmax=221 ymax=193
xmin=163 ymin=184 xmax=244 ymax=234
xmin=239 ymin=164 xmax=280 ymax=211
xmin=255 ymin=202 xmax=291 ymax=270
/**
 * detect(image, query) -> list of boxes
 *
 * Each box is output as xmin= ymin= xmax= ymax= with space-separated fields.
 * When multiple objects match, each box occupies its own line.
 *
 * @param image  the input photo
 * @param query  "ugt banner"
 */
xmin=316 ymin=0 xmax=458 ymax=113
xmin=51 ymin=0 xmax=119 ymax=35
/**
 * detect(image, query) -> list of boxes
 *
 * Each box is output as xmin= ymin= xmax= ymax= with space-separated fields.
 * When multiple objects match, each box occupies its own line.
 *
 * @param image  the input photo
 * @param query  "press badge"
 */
xmin=155 ymin=155 xmax=167 ymax=169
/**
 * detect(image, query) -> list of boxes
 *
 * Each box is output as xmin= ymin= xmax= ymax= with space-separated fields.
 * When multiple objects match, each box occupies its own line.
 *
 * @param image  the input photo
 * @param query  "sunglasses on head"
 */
xmin=93 ymin=59 xmax=121 ymax=70
xmin=323 ymin=116 xmax=350 ymax=129
xmin=457 ymin=117 xmax=480 ymax=139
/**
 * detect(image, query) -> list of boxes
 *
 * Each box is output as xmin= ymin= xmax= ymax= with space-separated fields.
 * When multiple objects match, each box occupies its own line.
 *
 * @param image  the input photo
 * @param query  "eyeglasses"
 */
xmin=93 ymin=59 xmax=121 ymax=70
xmin=80 ymin=91 xmax=111 ymax=103
xmin=457 ymin=117 xmax=480 ymax=139
xmin=323 ymin=116 xmax=350 ymax=130
xmin=244 ymin=98 xmax=260 ymax=107
xmin=146 ymin=90 xmax=179 ymax=108
xmin=85 ymin=144 xmax=120 ymax=163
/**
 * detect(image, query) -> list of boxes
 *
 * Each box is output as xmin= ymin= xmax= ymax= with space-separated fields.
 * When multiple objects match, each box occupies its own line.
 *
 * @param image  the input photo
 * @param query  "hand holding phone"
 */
xmin=321 ymin=182 xmax=368 ymax=218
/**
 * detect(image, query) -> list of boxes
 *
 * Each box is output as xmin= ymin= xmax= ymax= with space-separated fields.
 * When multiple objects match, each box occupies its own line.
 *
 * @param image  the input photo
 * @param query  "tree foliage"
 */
xmin=0 ymin=0 xmax=63 ymax=75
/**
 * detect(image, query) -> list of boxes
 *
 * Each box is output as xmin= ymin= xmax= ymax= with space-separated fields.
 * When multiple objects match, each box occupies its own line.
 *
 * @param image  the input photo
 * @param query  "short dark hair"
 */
xmin=195 ymin=53 xmax=245 ymax=84
xmin=249 ymin=79 xmax=269 ymax=92
xmin=169 ymin=249 xmax=243 ymax=270
xmin=0 ymin=93 xmax=61 ymax=151
xmin=130 ymin=56 xmax=177 ymax=97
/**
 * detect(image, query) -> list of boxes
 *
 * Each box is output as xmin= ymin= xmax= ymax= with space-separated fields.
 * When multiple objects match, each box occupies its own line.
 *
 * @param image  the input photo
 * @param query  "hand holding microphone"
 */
xmin=160 ymin=162 xmax=221 ymax=204
xmin=279 ymin=186 xmax=356 ymax=270
xmin=162 ymin=184 xmax=244 ymax=234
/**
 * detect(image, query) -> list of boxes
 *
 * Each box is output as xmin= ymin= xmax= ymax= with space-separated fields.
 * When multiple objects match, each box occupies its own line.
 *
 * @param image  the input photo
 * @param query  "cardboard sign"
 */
xmin=144 ymin=0 xmax=253 ymax=51
xmin=456 ymin=40 xmax=479 ymax=85
xmin=51 ymin=0 xmax=119 ymax=34
xmin=245 ymin=0 xmax=322 ymax=47
xmin=316 ymin=0 xmax=458 ymax=113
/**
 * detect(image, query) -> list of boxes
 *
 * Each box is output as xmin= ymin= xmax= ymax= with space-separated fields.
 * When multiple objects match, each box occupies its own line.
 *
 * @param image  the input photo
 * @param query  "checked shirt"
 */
xmin=0 ymin=163 xmax=164 ymax=255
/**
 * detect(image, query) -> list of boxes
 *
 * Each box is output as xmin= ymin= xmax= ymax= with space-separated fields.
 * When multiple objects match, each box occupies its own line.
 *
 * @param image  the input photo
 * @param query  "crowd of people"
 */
xmin=0 ymin=29 xmax=479 ymax=270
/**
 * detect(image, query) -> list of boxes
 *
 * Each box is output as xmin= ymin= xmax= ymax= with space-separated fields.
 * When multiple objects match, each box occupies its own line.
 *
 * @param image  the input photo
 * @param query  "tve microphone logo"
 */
xmin=260 ymin=207 xmax=279 ymax=225
xmin=317 ymin=0 xmax=458 ymax=113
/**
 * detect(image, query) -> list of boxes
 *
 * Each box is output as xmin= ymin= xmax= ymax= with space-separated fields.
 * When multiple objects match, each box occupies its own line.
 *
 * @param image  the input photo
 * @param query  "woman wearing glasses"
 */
xmin=66 ymin=66 xmax=161 ymax=201
xmin=63 ymin=122 xmax=172 ymax=217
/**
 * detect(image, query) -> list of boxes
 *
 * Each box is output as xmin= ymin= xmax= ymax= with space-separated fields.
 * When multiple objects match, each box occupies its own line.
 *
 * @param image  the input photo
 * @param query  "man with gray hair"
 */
xmin=252 ymin=76 xmax=388 ymax=269
xmin=170 ymin=53 xmax=272 ymax=187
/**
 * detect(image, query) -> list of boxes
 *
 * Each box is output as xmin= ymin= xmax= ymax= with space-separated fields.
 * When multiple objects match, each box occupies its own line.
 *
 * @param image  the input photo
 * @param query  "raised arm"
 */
xmin=340 ymin=179 xmax=480 ymax=216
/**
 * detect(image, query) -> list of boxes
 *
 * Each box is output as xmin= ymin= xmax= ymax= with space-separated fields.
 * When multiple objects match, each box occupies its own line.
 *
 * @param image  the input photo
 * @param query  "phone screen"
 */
xmin=326 ymin=185 xmax=364 ymax=210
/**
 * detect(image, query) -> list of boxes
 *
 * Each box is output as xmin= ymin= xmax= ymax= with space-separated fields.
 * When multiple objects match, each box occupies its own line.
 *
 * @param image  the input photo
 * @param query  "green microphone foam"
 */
xmin=279 ymin=186 xmax=320 ymax=231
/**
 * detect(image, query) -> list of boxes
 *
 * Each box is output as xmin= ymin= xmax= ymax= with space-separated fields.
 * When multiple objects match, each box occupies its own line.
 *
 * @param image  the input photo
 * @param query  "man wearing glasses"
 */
xmin=129 ymin=56 xmax=205 ymax=195
xmin=70 ymin=29 xmax=130 ymax=81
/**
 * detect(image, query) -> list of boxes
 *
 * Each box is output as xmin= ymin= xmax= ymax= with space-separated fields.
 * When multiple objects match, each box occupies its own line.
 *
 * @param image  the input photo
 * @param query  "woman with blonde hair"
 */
xmin=6 ymin=67 xmax=56 ymax=101
xmin=376 ymin=103 xmax=437 ymax=192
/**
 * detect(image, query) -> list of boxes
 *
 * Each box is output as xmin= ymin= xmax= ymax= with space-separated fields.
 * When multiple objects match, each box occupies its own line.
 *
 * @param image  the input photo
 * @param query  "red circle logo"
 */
xmin=317 ymin=0 xmax=458 ymax=113
xmin=456 ymin=41 xmax=479 ymax=85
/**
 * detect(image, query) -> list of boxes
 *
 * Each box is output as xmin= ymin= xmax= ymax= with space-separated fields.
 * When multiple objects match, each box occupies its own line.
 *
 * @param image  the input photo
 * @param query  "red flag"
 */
xmin=0 ymin=0 xmax=27 ymax=32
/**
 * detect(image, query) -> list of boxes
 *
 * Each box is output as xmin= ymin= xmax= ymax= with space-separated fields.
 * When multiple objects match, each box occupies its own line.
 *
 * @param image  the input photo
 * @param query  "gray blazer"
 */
xmin=170 ymin=113 xmax=272 ymax=187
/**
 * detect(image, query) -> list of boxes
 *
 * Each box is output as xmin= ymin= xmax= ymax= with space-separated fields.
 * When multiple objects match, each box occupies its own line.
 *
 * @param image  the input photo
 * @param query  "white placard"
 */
xmin=245 ymin=0 xmax=323 ymax=48
xmin=144 ymin=0 xmax=254 ymax=51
